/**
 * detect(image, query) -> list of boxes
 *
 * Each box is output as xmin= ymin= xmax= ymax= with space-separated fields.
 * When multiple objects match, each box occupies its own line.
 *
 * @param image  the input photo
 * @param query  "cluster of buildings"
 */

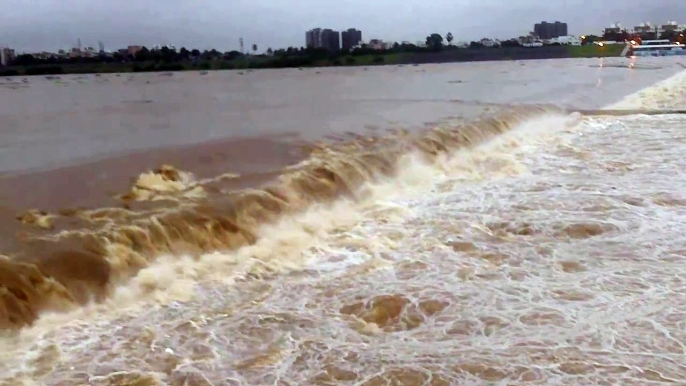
xmin=4 ymin=20 xmax=684 ymax=68
xmin=603 ymin=21 xmax=686 ymax=37
xmin=516 ymin=21 xmax=579 ymax=47
xmin=0 ymin=39 xmax=180 ymax=66
xmin=304 ymin=22 xmax=578 ymax=53
xmin=305 ymin=28 xmax=448 ymax=52
xmin=522 ymin=20 xmax=686 ymax=48
xmin=305 ymin=28 xmax=363 ymax=51
xmin=301 ymin=22 xmax=578 ymax=53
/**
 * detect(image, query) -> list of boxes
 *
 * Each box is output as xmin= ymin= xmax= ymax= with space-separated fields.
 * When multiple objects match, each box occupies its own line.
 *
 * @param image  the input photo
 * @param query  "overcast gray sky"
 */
xmin=1 ymin=0 xmax=684 ymax=53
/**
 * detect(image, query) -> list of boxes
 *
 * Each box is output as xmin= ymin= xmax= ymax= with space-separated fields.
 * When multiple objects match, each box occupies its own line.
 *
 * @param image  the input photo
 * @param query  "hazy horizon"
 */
xmin=1 ymin=0 xmax=684 ymax=53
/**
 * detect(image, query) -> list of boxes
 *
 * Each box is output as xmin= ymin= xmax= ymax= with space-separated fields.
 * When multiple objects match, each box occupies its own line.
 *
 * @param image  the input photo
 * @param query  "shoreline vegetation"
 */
xmin=0 ymin=44 xmax=625 ymax=77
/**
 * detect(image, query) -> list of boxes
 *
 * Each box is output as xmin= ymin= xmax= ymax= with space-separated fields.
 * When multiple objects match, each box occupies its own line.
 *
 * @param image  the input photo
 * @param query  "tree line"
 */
xmin=0 ymin=28 xmax=655 ymax=77
xmin=7 ymin=27 xmax=686 ymax=70
xmin=4 ymin=30 xmax=552 ymax=70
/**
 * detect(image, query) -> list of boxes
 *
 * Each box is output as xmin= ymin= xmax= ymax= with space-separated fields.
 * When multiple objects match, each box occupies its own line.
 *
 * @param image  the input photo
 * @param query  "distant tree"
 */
xmin=252 ymin=44 xmax=258 ymax=53
xmin=446 ymin=32 xmax=454 ymax=45
xmin=179 ymin=47 xmax=190 ymax=60
xmin=149 ymin=48 xmax=163 ymax=62
xmin=159 ymin=46 xmax=178 ymax=63
xmin=224 ymin=50 xmax=242 ymax=60
xmin=469 ymin=41 xmax=484 ymax=49
xmin=399 ymin=42 xmax=419 ymax=52
xmin=267 ymin=47 xmax=273 ymax=55
xmin=191 ymin=49 xmax=201 ymax=57
xmin=393 ymin=42 xmax=400 ymax=50
xmin=13 ymin=54 xmax=38 ymax=66
xmin=659 ymin=29 xmax=679 ymax=42
xmin=603 ymin=29 xmax=631 ymax=43
xmin=580 ymin=35 xmax=601 ymax=45
xmin=425 ymin=33 xmax=444 ymax=50
xmin=135 ymin=47 xmax=151 ymax=62
xmin=112 ymin=51 xmax=125 ymax=62
xmin=500 ymin=39 xmax=521 ymax=47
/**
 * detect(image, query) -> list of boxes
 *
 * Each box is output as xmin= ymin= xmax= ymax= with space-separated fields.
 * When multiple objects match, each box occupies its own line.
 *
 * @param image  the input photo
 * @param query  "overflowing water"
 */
xmin=2 ymin=65 xmax=686 ymax=385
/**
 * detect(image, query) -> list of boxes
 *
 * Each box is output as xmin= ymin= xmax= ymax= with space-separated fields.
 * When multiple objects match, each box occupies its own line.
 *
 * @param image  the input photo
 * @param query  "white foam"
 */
xmin=6 ymin=67 xmax=686 ymax=384
xmin=606 ymin=69 xmax=686 ymax=110
xmin=0 ymin=114 xmax=577 ymax=381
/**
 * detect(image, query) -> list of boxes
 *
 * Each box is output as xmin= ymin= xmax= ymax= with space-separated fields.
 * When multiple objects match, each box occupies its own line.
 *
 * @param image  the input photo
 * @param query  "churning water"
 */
xmin=2 ymin=67 xmax=686 ymax=385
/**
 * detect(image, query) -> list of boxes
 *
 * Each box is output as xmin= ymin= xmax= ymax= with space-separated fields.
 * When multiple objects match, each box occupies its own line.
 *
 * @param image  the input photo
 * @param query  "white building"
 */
xmin=518 ymin=35 xmax=542 ymax=46
xmin=151 ymin=44 xmax=177 ymax=51
xmin=549 ymin=35 xmax=582 ymax=46
xmin=0 ymin=47 xmax=16 ymax=66
xmin=480 ymin=38 xmax=500 ymax=47
xmin=367 ymin=39 xmax=389 ymax=50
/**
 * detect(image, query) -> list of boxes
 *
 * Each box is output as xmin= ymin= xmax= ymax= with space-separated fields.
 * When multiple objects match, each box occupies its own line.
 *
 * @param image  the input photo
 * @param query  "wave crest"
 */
xmin=1 ymin=105 xmax=563 ymax=330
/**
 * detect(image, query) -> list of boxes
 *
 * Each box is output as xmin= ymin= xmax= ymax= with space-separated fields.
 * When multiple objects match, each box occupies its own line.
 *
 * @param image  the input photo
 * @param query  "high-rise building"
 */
xmin=306 ymin=28 xmax=322 ymax=48
xmin=554 ymin=21 xmax=568 ymax=37
xmin=534 ymin=21 xmax=568 ymax=39
xmin=306 ymin=30 xmax=313 ymax=47
xmin=0 ymin=47 xmax=16 ymax=66
xmin=306 ymin=28 xmax=340 ymax=51
xmin=342 ymin=28 xmax=363 ymax=51
xmin=661 ymin=21 xmax=680 ymax=32
xmin=321 ymin=29 xmax=340 ymax=51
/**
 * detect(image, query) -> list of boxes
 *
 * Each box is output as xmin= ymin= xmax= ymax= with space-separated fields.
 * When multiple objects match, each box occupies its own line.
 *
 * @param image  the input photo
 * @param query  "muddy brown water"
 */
xmin=1 ymin=56 xmax=686 ymax=385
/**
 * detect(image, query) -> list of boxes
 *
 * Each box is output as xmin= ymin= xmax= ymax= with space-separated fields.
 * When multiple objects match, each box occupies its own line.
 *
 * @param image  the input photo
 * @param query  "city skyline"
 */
xmin=306 ymin=28 xmax=341 ymax=51
xmin=3 ymin=19 xmax=685 ymax=58
xmin=1 ymin=0 xmax=684 ymax=52
xmin=0 ymin=0 xmax=686 ymax=51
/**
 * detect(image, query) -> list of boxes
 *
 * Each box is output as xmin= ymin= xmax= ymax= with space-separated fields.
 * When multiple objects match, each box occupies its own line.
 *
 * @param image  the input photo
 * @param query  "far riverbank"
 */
xmin=0 ymin=44 xmax=624 ymax=77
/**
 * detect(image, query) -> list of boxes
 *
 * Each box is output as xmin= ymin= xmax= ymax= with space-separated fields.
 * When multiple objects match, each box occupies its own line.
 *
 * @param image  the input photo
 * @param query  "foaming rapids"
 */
xmin=4 ymin=67 xmax=686 ymax=386
xmin=0 ymin=106 xmax=567 ymax=331
xmin=0 ymin=108 xmax=582 ymax=385
xmin=605 ymin=69 xmax=686 ymax=110
xmin=119 ymin=164 xmax=206 ymax=202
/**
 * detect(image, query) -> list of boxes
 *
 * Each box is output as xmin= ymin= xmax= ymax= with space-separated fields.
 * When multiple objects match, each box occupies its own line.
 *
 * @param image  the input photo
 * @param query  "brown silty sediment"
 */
xmin=0 ymin=106 xmax=562 ymax=330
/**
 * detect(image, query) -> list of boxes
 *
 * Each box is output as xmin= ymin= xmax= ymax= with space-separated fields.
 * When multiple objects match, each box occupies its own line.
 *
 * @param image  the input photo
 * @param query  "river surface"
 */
xmin=0 ymin=57 xmax=683 ymax=174
xmin=1 ymin=57 xmax=686 ymax=385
